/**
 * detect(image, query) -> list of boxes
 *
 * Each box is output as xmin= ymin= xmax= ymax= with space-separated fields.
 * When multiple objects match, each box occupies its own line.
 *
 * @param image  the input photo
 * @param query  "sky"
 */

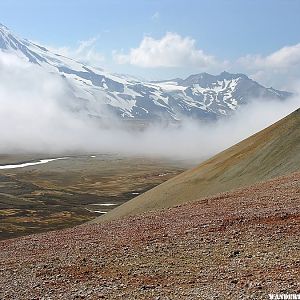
xmin=1 ymin=0 xmax=300 ymax=89
xmin=0 ymin=0 xmax=300 ymax=158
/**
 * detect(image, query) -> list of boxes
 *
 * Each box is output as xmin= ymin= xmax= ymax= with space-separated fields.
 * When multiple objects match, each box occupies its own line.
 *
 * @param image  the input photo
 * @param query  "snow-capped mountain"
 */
xmin=0 ymin=23 xmax=292 ymax=122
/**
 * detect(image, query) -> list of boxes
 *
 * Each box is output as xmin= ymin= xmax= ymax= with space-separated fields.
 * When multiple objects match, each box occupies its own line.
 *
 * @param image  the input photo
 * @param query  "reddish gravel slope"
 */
xmin=0 ymin=172 xmax=300 ymax=299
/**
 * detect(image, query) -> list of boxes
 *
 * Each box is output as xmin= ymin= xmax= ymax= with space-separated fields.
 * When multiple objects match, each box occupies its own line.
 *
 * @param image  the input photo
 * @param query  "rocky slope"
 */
xmin=0 ymin=23 xmax=291 ymax=122
xmin=0 ymin=172 xmax=299 ymax=299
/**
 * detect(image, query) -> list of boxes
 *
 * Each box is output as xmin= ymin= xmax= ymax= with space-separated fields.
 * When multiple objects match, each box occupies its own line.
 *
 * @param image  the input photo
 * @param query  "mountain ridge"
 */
xmin=0 ymin=23 xmax=292 ymax=122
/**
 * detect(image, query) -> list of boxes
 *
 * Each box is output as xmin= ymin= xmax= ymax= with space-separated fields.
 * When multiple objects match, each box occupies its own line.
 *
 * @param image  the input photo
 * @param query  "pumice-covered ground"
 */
xmin=0 ymin=172 xmax=299 ymax=299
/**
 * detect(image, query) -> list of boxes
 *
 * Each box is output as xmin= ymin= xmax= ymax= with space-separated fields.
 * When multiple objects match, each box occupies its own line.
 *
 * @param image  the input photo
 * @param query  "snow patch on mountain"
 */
xmin=0 ymin=23 xmax=292 ymax=122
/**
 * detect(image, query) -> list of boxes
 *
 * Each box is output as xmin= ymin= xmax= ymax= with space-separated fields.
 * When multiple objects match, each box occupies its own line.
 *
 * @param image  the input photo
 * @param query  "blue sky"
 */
xmin=1 ymin=0 xmax=300 ymax=87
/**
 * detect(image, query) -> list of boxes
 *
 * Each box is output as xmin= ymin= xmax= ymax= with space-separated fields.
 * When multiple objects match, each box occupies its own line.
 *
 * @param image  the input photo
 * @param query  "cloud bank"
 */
xmin=0 ymin=52 xmax=299 ymax=162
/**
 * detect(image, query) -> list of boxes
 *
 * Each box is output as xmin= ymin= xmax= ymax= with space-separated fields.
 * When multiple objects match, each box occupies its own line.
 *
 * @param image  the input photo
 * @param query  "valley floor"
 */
xmin=0 ymin=172 xmax=299 ymax=299
xmin=0 ymin=154 xmax=187 ymax=239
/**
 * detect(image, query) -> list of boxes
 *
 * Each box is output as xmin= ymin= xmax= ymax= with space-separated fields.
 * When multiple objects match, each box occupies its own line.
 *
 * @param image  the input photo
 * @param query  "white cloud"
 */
xmin=236 ymin=43 xmax=300 ymax=89
xmin=151 ymin=11 xmax=160 ymax=21
xmin=239 ymin=43 xmax=300 ymax=70
xmin=113 ymin=32 xmax=219 ymax=69
xmin=49 ymin=37 xmax=105 ymax=67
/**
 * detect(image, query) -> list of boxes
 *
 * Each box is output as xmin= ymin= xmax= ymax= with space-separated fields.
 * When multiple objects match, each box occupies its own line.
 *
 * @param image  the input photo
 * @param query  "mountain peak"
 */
xmin=0 ymin=23 xmax=10 ymax=33
xmin=0 ymin=23 xmax=12 ymax=51
xmin=182 ymin=71 xmax=247 ymax=87
xmin=0 ymin=22 xmax=292 ymax=122
xmin=218 ymin=71 xmax=248 ymax=80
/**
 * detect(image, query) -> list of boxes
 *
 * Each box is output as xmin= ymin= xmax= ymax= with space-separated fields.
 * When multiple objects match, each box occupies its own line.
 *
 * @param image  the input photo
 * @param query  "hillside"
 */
xmin=1 ymin=172 xmax=299 ymax=299
xmin=95 ymin=108 xmax=300 ymax=223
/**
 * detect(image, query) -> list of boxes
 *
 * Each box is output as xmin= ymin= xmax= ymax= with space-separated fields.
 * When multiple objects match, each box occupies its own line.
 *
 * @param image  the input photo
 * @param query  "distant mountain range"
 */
xmin=0 ymin=23 xmax=292 ymax=122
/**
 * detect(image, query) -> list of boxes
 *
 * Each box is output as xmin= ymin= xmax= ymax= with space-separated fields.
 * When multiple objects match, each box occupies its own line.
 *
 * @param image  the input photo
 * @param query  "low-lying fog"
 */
xmin=0 ymin=53 xmax=299 ymax=161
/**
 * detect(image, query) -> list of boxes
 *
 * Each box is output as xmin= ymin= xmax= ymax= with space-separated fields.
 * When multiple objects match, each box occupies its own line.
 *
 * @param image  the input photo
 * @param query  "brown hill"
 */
xmin=95 ymin=108 xmax=300 ymax=223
